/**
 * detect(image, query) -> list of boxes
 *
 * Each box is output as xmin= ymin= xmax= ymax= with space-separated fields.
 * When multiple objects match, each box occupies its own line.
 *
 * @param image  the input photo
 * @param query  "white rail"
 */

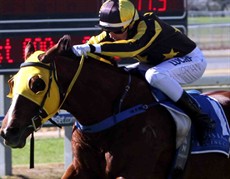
xmin=188 ymin=23 xmax=230 ymax=50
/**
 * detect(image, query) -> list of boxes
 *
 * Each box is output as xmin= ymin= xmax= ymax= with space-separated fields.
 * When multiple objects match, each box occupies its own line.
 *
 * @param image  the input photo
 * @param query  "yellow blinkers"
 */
xmin=7 ymin=51 xmax=60 ymax=124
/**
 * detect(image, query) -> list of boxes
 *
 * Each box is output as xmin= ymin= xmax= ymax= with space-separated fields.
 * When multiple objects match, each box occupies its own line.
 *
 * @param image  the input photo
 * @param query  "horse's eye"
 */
xmin=29 ymin=76 xmax=46 ymax=93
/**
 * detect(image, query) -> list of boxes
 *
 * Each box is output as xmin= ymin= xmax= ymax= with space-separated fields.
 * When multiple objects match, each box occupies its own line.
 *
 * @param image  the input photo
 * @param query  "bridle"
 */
xmin=20 ymin=61 xmax=57 ymax=131
xmin=9 ymin=52 xmax=113 ymax=168
xmin=11 ymin=55 xmax=85 ymax=168
xmin=19 ymin=55 xmax=85 ymax=132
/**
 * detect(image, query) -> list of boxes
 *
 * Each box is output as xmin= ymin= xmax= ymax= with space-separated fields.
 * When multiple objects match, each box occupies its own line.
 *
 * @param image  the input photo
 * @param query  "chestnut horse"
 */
xmin=0 ymin=35 xmax=230 ymax=179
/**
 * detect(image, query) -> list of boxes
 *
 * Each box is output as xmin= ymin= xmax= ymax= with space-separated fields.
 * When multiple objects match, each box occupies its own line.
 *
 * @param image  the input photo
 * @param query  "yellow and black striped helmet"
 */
xmin=98 ymin=0 xmax=139 ymax=32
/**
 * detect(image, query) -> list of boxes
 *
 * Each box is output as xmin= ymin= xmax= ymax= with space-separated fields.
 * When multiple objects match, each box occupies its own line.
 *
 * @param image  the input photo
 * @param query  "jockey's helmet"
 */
xmin=98 ymin=0 xmax=139 ymax=33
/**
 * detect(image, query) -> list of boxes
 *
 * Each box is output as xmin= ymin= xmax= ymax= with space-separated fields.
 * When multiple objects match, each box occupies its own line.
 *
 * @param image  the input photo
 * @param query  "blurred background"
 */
xmin=188 ymin=0 xmax=230 ymax=11
xmin=188 ymin=0 xmax=230 ymax=51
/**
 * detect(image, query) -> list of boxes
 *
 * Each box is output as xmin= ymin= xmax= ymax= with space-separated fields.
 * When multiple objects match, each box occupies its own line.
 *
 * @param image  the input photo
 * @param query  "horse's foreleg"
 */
xmin=62 ymin=163 xmax=77 ymax=179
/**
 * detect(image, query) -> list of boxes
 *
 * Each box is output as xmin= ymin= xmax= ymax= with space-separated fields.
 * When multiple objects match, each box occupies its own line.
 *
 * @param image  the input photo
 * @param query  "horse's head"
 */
xmin=0 ymin=35 xmax=71 ymax=148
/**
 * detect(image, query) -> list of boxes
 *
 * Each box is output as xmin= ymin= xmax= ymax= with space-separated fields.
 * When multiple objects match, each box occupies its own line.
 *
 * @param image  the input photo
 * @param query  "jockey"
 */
xmin=72 ymin=0 xmax=215 ymax=144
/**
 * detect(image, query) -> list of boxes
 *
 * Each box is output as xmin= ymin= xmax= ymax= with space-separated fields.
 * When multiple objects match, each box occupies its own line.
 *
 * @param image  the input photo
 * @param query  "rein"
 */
xmin=20 ymin=55 xmax=85 ymax=131
xmin=20 ymin=55 xmax=85 ymax=168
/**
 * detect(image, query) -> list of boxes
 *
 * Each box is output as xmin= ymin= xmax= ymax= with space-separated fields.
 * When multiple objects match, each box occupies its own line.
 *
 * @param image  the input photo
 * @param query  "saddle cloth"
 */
xmin=152 ymin=88 xmax=230 ymax=156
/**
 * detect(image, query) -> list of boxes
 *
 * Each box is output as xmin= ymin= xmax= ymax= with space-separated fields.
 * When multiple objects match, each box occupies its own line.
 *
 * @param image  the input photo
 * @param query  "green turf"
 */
xmin=188 ymin=16 xmax=230 ymax=24
xmin=12 ymin=137 xmax=64 ymax=165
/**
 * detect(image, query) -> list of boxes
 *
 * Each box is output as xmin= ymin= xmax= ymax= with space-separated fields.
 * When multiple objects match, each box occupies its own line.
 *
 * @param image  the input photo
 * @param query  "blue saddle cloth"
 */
xmin=153 ymin=89 xmax=230 ymax=156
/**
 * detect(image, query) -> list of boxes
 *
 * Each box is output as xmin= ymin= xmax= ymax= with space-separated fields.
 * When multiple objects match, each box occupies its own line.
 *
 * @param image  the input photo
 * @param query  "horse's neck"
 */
xmin=56 ymin=57 xmax=153 ymax=125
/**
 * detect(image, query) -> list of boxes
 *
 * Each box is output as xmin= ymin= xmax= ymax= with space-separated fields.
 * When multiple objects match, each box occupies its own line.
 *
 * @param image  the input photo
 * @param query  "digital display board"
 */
xmin=134 ymin=0 xmax=185 ymax=17
xmin=0 ymin=0 xmax=185 ymax=19
xmin=0 ymin=0 xmax=186 ymax=73
xmin=0 ymin=32 xmax=99 ymax=72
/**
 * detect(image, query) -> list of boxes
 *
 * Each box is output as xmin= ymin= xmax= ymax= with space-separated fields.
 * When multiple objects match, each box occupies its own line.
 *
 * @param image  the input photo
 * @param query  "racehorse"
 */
xmin=0 ymin=35 xmax=230 ymax=179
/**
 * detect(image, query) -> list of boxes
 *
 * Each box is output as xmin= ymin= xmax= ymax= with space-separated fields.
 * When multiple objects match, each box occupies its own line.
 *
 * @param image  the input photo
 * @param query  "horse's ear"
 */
xmin=57 ymin=35 xmax=72 ymax=53
xmin=40 ymin=35 xmax=72 ymax=63
xmin=24 ymin=42 xmax=35 ymax=60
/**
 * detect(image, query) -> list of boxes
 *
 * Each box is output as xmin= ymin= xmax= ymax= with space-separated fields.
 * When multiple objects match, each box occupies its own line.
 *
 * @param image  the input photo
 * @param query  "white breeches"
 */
xmin=145 ymin=47 xmax=207 ymax=102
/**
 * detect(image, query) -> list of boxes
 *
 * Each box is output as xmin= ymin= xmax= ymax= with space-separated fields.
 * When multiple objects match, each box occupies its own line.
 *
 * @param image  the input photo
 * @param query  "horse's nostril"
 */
xmin=0 ymin=130 xmax=6 ymax=139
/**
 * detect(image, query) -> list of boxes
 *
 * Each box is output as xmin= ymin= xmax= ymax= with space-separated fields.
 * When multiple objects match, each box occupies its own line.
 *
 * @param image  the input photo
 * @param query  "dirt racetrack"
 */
xmin=2 ymin=163 xmax=65 ymax=179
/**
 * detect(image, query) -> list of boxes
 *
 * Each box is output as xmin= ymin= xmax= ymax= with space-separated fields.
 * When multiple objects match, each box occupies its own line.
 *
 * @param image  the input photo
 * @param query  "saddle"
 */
xmin=126 ymin=65 xmax=230 ymax=153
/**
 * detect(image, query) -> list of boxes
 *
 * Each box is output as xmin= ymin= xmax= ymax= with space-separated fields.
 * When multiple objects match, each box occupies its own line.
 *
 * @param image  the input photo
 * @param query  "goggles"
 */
xmin=105 ymin=27 xmax=127 ymax=34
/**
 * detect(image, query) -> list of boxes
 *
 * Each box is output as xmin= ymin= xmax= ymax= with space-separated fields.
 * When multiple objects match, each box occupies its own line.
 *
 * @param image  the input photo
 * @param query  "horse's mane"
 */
xmin=59 ymin=49 xmax=118 ymax=67
xmin=56 ymin=49 xmax=145 ymax=82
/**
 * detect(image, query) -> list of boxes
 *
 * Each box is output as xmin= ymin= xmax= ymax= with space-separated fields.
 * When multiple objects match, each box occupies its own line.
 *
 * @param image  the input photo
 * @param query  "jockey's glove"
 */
xmin=72 ymin=44 xmax=101 ymax=56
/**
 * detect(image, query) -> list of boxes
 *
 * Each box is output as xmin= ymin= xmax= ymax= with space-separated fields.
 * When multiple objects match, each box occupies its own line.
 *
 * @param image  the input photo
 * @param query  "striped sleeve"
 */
xmin=89 ymin=20 xmax=162 ymax=58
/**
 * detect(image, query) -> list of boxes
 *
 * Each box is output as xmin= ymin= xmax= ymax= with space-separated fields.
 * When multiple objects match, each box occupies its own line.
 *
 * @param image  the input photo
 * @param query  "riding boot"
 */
xmin=176 ymin=91 xmax=215 ymax=145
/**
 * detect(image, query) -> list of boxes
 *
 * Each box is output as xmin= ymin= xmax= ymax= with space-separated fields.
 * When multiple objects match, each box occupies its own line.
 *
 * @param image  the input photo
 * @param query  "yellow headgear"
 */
xmin=8 ymin=51 xmax=60 ymax=124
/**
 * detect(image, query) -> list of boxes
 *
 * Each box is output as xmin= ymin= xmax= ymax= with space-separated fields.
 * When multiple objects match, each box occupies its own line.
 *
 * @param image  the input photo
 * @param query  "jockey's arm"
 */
xmin=72 ymin=20 xmax=162 ymax=59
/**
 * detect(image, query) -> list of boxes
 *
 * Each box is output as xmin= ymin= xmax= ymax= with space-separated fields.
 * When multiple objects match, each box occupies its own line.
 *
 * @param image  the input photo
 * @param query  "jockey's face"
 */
xmin=109 ymin=29 xmax=128 ymax=41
